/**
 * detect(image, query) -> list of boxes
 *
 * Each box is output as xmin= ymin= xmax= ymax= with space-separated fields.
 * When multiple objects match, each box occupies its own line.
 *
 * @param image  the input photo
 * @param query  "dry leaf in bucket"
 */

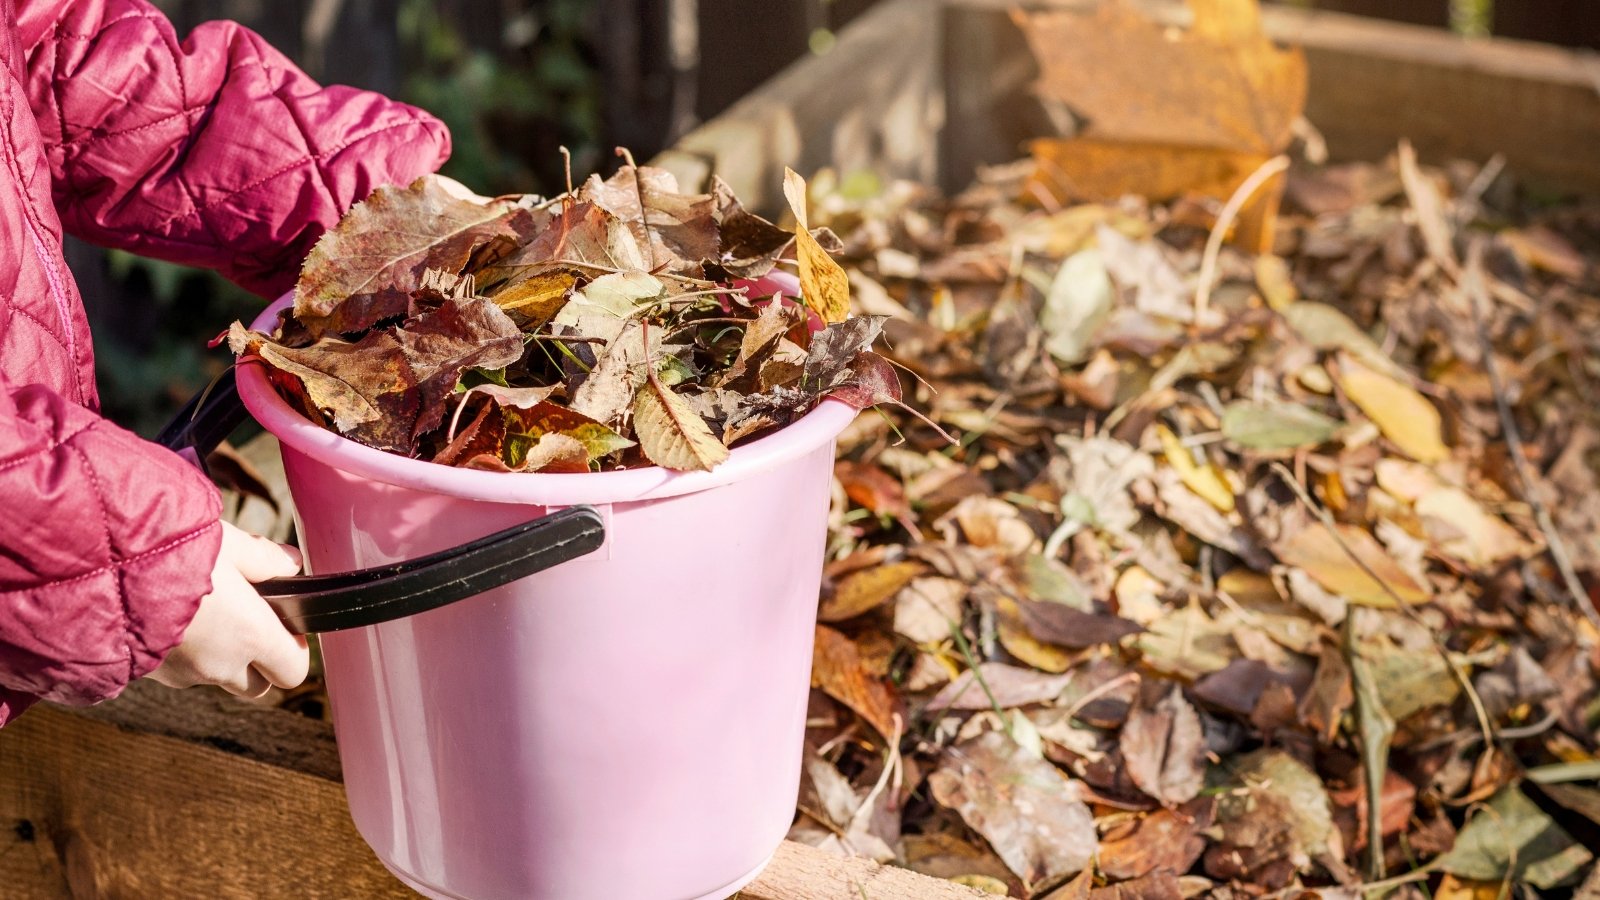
xmin=231 ymin=164 xmax=903 ymax=473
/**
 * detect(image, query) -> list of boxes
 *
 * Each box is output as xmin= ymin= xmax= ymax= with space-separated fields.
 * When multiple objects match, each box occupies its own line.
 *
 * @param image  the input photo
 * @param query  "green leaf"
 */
xmin=1221 ymin=400 xmax=1339 ymax=449
xmin=1437 ymin=789 xmax=1593 ymax=889
xmin=1040 ymin=248 xmax=1114 ymax=365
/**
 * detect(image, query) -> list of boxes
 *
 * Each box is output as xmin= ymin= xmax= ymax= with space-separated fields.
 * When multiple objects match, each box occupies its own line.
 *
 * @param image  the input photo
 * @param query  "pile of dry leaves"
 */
xmin=785 ymin=3 xmax=1600 ymax=899
xmin=229 ymin=166 xmax=898 ymax=473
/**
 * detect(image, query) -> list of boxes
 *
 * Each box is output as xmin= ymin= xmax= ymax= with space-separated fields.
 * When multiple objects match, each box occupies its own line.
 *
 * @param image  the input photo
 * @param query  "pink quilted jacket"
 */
xmin=0 ymin=0 xmax=449 ymax=724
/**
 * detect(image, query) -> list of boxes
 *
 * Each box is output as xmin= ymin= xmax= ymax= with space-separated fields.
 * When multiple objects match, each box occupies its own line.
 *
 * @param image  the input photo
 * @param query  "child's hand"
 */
xmin=148 ymin=522 xmax=309 ymax=698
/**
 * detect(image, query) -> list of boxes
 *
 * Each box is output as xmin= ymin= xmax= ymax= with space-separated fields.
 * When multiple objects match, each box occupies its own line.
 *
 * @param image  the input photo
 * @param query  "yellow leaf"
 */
xmin=783 ymin=168 xmax=851 ymax=324
xmin=1136 ymin=600 xmax=1236 ymax=680
xmin=1335 ymin=356 xmax=1450 ymax=463
xmin=1416 ymin=487 xmax=1536 ymax=567
xmin=1156 ymin=424 xmax=1235 ymax=512
xmin=1217 ymin=569 xmax=1278 ymax=605
xmin=1113 ymin=565 xmax=1166 ymax=626
xmin=819 ymin=561 xmax=924 ymax=623
xmin=1254 ymin=254 xmax=1296 ymax=310
xmin=1275 ymin=524 xmax=1430 ymax=607
xmin=489 ymin=269 xmax=580 ymax=328
xmin=632 ymin=378 xmax=728 ymax=472
xmin=1436 ymin=873 xmax=1507 ymax=900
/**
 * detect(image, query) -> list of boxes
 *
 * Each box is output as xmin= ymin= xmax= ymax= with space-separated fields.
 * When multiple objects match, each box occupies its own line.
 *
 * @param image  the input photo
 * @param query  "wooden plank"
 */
xmin=738 ymin=841 xmax=990 ymax=900
xmin=1270 ymin=5 xmax=1600 ymax=192
xmin=2 ymin=687 xmax=976 ymax=899
xmin=654 ymin=0 xmax=944 ymax=214
xmin=0 ymin=704 xmax=410 ymax=900
xmin=71 ymin=679 xmax=342 ymax=781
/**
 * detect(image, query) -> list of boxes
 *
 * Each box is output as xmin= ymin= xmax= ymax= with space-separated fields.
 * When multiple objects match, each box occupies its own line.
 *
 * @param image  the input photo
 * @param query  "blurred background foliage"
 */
xmin=78 ymin=0 xmax=1595 ymax=437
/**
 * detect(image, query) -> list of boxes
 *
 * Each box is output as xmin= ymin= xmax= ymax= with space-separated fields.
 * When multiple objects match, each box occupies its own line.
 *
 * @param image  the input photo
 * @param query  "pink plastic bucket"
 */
xmin=238 ymin=286 xmax=853 ymax=899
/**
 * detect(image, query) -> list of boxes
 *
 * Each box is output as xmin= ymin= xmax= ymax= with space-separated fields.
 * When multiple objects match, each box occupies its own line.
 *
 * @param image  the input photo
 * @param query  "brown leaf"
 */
xmin=1120 ymin=687 xmax=1207 ymax=807
xmin=825 ymin=351 xmax=905 ymax=410
xmin=717 ymin=300 xmax=803 ymax=393
xmin=1192 ymin=659 xmax=1299 ymax=718
xmin=803 ymin=316 xmax=888 ymax=392
xmin=997 ymin=596 xmax=1077 ymax=674
xmin=569 ymin=320 xmax=652 ymax=427
xmin=1027 ymin=136 xmax=1271 ymax=206
xmin=1135 ymin=601 xmax=1238 ymax=680
xmin=835 ymin=460 xmax=916 ymax=524
xmin=1015 ymin=598 xmax=1144 ymax=649
xmin=296 ymin=176 xmax=532 ymax=320
xmin=893 ymin=577 xmax=967 ymax=644
xmin=1087 ymin=871 xmax=1185 ymax=900
xmin=233 ymin=296 xmax=524 ymax=454
xmin=580 ymin=166 xmax=718 ymax=270
xmin=1098 ymin=798 xmax=1216 ymax=880
xmin=927 ymin=731 xmax=1098 ymax=888
xmin=1206 ymin=749 xmax=1335 ymax=886
xmin=810 ymin=625 xmax=901 ymax=740
xmin=633 ymin=376 xmax=729 ymax=472
xmin=1296 ymin=642 xmax=1353 ymax=742
xmin=1331 ymin=768 xmax=1416 ymax=852
xmin=927 ymin=663 xmax=1075 ymax=712
xmin=709 ymin=176 xmax=794 ymax=279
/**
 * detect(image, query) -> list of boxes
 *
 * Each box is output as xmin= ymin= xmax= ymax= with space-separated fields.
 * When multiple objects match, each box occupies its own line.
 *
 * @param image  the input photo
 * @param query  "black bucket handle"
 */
xmin=158 ymin=368 xmax=605 ymax=634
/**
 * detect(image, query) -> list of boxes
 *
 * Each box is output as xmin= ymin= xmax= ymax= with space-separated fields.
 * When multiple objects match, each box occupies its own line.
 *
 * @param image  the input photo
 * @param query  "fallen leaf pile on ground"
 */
xmin=791 ymin=137 xmax=1600 ymax=898
xmin=229 ymin=166 xmax=897 ymax=472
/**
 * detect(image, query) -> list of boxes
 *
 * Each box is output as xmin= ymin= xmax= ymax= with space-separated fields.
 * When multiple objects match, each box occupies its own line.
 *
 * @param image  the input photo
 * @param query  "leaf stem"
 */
xmin=1194 ymin=155 xmax=1290 ymax=322
xmin=948 ymin=621 xmax=1013 ymax=742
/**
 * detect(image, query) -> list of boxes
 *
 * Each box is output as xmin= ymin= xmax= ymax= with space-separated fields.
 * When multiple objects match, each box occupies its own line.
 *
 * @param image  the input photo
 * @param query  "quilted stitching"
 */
xmin=0 ymin=0 xmax=448 ymax=721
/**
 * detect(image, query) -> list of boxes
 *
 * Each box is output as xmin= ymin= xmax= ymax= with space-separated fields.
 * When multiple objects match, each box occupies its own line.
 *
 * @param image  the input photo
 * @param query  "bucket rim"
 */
xmin=238 ymin=295 xmax=859 ymax=505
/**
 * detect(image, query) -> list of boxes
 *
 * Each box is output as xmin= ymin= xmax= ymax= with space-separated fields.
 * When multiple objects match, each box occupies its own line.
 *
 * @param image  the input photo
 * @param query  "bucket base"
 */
xmin=379 ymin=851 xmax=777 ymax=900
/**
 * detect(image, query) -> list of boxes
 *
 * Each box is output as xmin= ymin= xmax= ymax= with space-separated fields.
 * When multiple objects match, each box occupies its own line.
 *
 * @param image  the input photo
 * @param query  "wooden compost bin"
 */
xmin=3 ymin=2 xmax=1596 ymax=897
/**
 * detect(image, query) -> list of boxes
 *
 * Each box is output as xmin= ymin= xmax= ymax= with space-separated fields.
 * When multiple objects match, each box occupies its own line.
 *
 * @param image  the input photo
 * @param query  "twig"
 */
xmin=616 ymin=147 xmax=656 ymax=272
xmin=1345 ymin=612 xmax=1395 ymax=880
xmin=846 ymin=715 xmax=903 ymax=841
xmin=1461 ymin=243 xmax=1600 ymax=632
xmin=947 ymin=622 xmax=1013 ymax=742
xmin=1060 ymin=671 xmax=1140 ymax=723
xmin=1194 ymin=155 xmax=1291 ymax=322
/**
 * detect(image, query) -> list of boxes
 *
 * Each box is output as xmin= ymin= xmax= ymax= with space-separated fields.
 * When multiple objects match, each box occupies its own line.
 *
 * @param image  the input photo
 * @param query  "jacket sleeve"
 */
xmin=0 ymin=374 xmax=222 ymax=725
xmin=15 ymin=0 xmax=452 ymax=298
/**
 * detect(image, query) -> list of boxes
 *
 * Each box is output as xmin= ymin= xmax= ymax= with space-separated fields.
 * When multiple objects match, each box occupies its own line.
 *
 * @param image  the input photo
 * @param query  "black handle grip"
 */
xmin=156 ymin=368 xmax=248 ymax=471
xmin=159 ymin=366 xmax=607 ymax=633
xmin=260 ymin=506 xmax=605 ymax=634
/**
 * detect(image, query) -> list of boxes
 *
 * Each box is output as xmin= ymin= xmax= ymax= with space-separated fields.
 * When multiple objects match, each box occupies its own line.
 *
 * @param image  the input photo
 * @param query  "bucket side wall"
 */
xmin=282 ymin=435 xmax=834 ymax=900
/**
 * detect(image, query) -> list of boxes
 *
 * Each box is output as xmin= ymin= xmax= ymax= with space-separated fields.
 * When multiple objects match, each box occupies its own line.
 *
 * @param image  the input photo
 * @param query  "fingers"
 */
xmin=147 ymin=561 xmax=311 ymax=696
xmin=221 ymin=521 xmax=303 ymax=582
xmin=251 ymin=629 xmax=311 ymax=690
